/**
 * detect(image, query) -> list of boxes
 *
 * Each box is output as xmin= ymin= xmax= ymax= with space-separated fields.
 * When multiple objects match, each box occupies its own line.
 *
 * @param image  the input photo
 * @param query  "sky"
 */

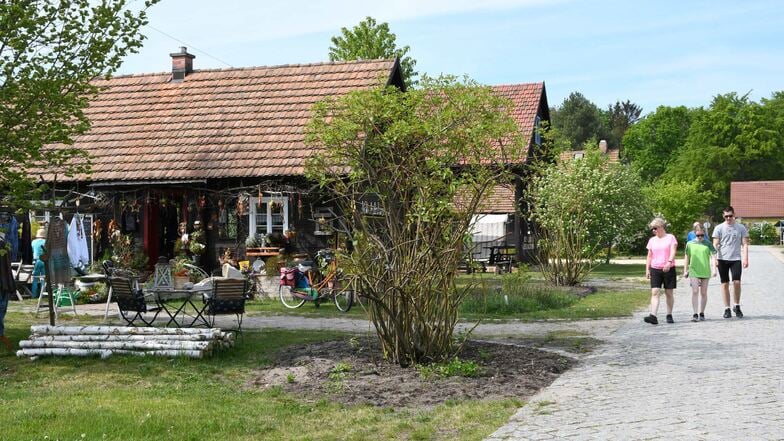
xmin=119 ymin=0 xmax=784 ymax=114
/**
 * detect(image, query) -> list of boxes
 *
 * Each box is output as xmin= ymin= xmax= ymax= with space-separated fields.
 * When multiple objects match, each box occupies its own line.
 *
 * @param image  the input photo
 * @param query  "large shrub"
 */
xmin=306 ymin=76 xmax=526 ymax=366
xmin=529 ymin=151 xmax=650 ymax=285
xmin=749 ymin=222 xmax=779 ymax=245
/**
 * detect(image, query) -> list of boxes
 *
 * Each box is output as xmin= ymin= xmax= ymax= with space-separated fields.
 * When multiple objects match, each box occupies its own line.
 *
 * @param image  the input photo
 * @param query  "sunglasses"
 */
xmin=650 ymin=227 xmax=659 ymax=232
xmin=696 ymin=234 xmax=704 ymax=237
xmin=724 ymin=214 xmax=734 ymax=219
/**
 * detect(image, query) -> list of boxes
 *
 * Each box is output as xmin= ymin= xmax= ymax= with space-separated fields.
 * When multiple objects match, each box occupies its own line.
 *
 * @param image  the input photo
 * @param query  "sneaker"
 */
xmin=666 ymin=314 xmax=675 ymax=324
xmin=699 ymin=313 xmax=705 ymax=321
xmin=723 ymin=308 xmax=732 ymax=319
xmin=691 ymin=314 xmax=699 ymax=322
xmin=733 ymin=305 xmax=743 ymax=318
xmin=644 ymin=314 xmax=658 ymax=325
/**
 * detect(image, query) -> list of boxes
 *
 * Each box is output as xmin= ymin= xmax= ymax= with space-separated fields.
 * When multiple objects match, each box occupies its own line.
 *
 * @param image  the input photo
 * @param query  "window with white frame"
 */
xmin=249 ymin=197 xmax=288 ymax=239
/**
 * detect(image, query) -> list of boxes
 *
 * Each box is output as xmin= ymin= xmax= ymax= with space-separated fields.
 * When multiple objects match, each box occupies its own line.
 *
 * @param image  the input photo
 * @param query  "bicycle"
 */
xmin=278 ymin=249 xmax=354 ymax=312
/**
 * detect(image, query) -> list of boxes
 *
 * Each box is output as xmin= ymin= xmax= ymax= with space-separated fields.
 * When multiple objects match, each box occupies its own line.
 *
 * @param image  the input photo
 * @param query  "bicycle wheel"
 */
xmin=333 ymin=286 xmax=354 ymax=312
xmin=279 ymin=285 xmax=306 ymax=309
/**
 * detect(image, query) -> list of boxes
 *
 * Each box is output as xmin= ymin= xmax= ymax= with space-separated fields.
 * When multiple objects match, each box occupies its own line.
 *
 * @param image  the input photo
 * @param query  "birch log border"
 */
xmin=17 ymin=326 xmax=235 ymax=359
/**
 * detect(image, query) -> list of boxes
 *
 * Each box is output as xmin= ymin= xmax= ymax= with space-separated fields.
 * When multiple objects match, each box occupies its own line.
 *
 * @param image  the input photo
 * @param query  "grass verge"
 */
xmin=0 ymin=315 xmax=518 ymax=441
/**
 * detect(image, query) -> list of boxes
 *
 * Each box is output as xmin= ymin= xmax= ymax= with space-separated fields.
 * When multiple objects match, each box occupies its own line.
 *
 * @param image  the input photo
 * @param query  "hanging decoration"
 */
xmin=257 ymin=185 xmax=262 ymax=208
xmin=107 ymin=218 xmax=119 ymax=239
xmin=93 ymin=219 xmax=103 ymax=243
xmin=236 ymin=193 xmax=248 ymax=216
xmin=297 ymin=194 xmax=303 ymax=220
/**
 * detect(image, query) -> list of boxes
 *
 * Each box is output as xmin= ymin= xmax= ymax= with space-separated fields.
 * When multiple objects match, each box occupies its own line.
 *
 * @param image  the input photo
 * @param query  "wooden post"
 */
xmin=45 ymin=180 xmax=56 ymax=325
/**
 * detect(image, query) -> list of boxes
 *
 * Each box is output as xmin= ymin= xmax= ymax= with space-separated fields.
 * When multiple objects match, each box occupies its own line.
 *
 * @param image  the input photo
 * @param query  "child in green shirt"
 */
xmin=683 ymin=226 xmax=717 ymax=322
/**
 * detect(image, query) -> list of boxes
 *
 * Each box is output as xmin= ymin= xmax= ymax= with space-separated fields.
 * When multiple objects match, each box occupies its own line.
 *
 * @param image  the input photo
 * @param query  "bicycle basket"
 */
xmin=280 ymin=267 xmax=297 ymax=287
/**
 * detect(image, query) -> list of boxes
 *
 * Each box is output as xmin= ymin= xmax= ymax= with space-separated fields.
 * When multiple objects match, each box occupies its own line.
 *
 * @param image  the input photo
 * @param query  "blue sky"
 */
xmin=119 ymin=0 xmax=784 ymax=114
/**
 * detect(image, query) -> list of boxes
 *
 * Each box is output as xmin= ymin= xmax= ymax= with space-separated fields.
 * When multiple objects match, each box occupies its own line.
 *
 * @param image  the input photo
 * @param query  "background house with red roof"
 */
xmin=471 ymin=83 xmax=550 ymax=264
xmin=39 ymin=48 xmax=405 ymax=272
xmin=731 ymin=181 xmax=784 ymax=223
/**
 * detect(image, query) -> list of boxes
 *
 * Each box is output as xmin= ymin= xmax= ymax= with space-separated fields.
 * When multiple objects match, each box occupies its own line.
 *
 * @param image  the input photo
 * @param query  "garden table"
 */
xmin=149 ymin=288 xmax=211 ymax=328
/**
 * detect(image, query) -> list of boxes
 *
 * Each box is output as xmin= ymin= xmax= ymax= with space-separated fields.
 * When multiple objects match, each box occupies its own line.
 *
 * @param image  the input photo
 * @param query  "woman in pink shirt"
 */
xmin=644 ymin=217 xmax=678 ymax=325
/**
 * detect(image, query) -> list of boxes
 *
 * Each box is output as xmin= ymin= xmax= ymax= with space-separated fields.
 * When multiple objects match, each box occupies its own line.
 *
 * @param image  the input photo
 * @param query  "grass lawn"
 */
xmin=241 ymin=263 xmax=651 ymax=322
xmin=455 ymin=263 xmax=650 ymax=321
xmin=588 ymin=263 xmax=647 ymax=279
xmin=0 ymin=312 xmax=519 ymax=441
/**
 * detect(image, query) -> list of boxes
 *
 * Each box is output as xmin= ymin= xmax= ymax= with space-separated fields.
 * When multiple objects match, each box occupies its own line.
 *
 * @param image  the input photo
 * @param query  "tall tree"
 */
xmin=306 ymin=76 xmax=525 ymax=366
xmin=666 ymin=92 xmax=784 ymax=212
xmin=0 ymin=0 xmax=158 ymax=205
xmin=606 ymin=100 xmax=642 ymax=150
xmin=622 ymin=106 xmax=693 ymax=182
xmin=329 ymin=16 xmax=417 ymax=87
xmin=550 ymin=92 xmax=605 ymax=149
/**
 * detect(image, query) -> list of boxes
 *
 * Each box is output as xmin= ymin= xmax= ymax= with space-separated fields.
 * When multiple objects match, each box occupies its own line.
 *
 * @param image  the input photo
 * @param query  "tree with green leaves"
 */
xmin=306 ymin=76 xmax=525 ymax=366
xmin=665 ymin=92 xmax=784 ymax=213
xmin=605 ymin=100 xmax=642 ymax=150
xmin=0 ymin=0 xmax=158 ymax=206
xmin=642 ymin=179 xmax=713 ymax=238
xmin=623 ymin=106 xmax=693 ymax=182
xmin=329 ymin=16 xmax=417 ymax=87
xmin=529 ymin=151 xmax=649 ymax=285
xmin=550 ymin=92 xmax=606 ymax=149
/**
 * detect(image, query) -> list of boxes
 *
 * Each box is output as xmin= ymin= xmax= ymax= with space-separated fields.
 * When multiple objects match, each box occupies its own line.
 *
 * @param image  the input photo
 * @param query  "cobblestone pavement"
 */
xmin=487 ymin=246 xmax=784 ymax=440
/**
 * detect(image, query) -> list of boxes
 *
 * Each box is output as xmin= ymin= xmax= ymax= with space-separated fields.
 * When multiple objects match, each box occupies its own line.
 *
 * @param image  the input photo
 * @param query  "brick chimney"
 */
xmin=170 ymin=47 xmax=195 ymax=81
xmin=599 ymin=139 xmax=608 ymax=154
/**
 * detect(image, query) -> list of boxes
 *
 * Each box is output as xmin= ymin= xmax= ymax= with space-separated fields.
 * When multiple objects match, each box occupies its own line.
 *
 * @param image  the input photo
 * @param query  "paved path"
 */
xmin=487 ymin=246 xmax=784 ymax=440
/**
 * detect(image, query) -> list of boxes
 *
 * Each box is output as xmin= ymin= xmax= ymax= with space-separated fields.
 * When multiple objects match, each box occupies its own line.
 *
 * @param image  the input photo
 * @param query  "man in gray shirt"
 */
xmin=712 ymin=206 xmax=750 ymax=318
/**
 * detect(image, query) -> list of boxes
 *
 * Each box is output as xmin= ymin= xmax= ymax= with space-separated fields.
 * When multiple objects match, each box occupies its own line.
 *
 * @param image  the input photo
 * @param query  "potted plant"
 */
xmin=172 ymin=258 xmax=190 ymax=289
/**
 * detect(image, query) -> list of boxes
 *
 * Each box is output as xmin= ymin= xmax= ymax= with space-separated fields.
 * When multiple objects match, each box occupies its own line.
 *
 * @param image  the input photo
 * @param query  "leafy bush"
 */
xmin=749 ymin=222 xmax=779 ymax=245
xmin=418 ymin=358 xmax=480 ymax=379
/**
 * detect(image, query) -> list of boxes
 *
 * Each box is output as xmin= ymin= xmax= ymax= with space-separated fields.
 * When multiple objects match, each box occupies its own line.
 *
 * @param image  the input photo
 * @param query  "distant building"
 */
xmin=560 ymin=140 xmax=620 ymax=163
xmin=730 ymin=180 xmax=784 ymax=223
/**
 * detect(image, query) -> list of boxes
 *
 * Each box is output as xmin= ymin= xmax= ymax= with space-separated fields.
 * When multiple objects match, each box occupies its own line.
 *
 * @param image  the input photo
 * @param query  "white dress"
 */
xmin=67 ymin=215 xmax=90 ymax=269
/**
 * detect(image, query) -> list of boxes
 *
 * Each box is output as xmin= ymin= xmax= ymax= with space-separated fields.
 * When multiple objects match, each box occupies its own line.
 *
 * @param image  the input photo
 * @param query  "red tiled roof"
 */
xmin=492 ymin=83 xmax=545 ymax=152
xmin=455 ymin=184 xmax=517 ymax=214
xmin=46 ymin=59 xmax=398 ymax=182
xmin=731 ymin=181 xmax=784 ymax=218
xmin=480 ymin=184 xmax=516 ymax=214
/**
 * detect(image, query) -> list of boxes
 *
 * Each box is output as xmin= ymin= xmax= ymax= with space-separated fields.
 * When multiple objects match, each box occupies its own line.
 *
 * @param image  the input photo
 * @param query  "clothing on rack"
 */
xmin=46 ymin=217 xmax=71 ymax=285
xmin=0 ymin=213 xmax=19 ymax=261
xmin=0 ymin=238 xmax=15 ymax=337
xmin=20 ymin=212 xmax=32 ymax=264
xmin=67 ymin=214 xmax=89 ymax=269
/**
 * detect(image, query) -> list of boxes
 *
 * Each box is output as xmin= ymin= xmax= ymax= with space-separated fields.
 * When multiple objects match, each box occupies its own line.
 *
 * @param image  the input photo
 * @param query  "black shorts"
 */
xmin=717 ymin=260 xmax=742 ymax=283
xmin=650 ymin=267 xmax=677 ymax=289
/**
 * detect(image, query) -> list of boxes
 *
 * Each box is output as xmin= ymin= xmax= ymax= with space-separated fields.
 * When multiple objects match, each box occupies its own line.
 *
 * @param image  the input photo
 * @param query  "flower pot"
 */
xmin=174 ymin=275 xmax=189 ymax=289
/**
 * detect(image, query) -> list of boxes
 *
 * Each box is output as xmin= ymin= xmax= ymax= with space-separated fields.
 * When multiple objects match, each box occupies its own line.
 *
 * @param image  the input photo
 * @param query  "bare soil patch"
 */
xmin=248 ymin=337 xmax=574 ymax=408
